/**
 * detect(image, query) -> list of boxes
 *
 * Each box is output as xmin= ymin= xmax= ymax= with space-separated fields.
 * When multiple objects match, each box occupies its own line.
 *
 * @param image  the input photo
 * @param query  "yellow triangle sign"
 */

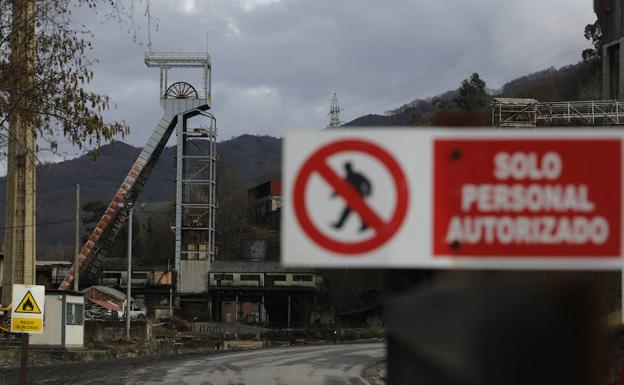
xmin=15 ymin=291 xmax=41 ymax=314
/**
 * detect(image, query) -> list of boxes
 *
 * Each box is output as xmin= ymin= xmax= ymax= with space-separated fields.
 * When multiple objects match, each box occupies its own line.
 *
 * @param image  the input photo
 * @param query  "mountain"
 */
xmin=342 ymin=59 xmax=601 ymax=127
xmin=0 ymin=135 xmax=282 ymax=260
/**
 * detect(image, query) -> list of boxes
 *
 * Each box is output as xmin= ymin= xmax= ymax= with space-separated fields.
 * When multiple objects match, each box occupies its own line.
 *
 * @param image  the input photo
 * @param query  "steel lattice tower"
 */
xmin=59 ymin=52 xmax=216 ymax=311
xmin=328 ymin=93 xmax=342 ymax=128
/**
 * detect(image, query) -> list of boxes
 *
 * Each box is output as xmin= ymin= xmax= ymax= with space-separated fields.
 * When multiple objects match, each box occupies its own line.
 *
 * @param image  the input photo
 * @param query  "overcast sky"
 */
xmin=73 ymin=0 xmax=595 ymax=150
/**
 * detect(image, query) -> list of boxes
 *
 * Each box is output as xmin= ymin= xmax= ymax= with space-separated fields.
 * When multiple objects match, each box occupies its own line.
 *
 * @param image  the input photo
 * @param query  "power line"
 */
xmin=324 ymin=6 xmax=594 ymax=125
xmin=0 ymin=218 xmax=74 ymax=231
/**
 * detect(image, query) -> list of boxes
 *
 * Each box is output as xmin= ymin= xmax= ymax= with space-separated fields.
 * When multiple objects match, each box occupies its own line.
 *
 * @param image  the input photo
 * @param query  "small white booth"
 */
xmin=30 ymin=290 xmax=84 ymax=349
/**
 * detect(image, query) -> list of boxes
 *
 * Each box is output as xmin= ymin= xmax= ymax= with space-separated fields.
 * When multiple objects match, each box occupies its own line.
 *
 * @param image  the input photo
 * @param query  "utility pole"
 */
xmin=167 ymin=259 xmax=173 ymax=319
xmin=3 ymin=0 xmax=37 ymax=307
xmin=74 ymin=184 xmax=80 ymax=291
xmin=125 ymin=203 xmax=134 ymax=339
xmin=287 ymin=296 xmax=291 ymax=328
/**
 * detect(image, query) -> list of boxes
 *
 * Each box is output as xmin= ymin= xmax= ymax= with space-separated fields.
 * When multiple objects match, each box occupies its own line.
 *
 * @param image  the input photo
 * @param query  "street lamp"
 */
xmin=120 ymin=202 xmax=134 ymax=340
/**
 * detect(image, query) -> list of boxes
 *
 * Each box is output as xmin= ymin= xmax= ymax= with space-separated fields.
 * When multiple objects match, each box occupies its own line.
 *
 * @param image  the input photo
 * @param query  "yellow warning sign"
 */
xmin=15 ymin=291 xmax=41 ymax=314
xmin=11 ymin=318 xmax=43 ymax=333
xmin=10 ymin=285 xmax=45 ymax=334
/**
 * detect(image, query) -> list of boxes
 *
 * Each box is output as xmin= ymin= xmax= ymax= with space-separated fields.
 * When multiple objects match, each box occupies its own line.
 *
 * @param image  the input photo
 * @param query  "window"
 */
xmin=66 ymin=303 xmax=84 ymax=325
xmin=293 ymin=274 xmax=313 ymax=282
xmin=240 ymin=274 xmax=259 ymax=281
xmin=223 ymin=274 xmax=234 ymax=281
xmin=132 ymin=272 xmax=148 ymax=280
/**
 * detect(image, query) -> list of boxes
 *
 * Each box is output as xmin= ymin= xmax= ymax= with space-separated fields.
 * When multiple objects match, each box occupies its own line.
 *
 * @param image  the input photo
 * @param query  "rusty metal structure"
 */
xmin=59 ymin=52 xmax=216 ymax=306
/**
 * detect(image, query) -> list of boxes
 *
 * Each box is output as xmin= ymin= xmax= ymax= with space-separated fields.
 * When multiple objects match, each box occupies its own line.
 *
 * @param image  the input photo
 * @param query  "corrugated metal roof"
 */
xmin=88 ymin=298 xmax=123 ymax=311
xmin=83 ymin=286 xmax=126 ymax=301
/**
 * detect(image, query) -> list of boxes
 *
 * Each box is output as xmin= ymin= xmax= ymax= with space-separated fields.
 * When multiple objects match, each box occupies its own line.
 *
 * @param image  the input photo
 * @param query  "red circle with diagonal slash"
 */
xmin=293 ymin=139 xmax=409 ymax=255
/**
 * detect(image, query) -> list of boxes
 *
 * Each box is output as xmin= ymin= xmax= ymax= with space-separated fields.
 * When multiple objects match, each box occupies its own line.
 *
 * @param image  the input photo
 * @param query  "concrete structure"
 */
xmin=597 ymin=0 xmax=624 ymax=99
xmin=30 ymin=290 xmax=84 ymax=348
xmin=208 ymin=261 xmax=322 ymax=327
xmin=1 ymin=0 xmax=37 ymax=306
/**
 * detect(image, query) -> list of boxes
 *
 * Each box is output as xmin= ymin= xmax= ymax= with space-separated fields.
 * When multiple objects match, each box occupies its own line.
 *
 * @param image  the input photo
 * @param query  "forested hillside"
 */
xmin=342 ymin=58 xmax=602 ymax=127
xmin=0 ymin=135 xmax=282 ymax=261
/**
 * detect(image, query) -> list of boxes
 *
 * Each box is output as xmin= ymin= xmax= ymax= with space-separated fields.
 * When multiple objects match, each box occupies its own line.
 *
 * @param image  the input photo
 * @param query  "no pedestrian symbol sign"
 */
xmin=292 ymin=139 xmax=409 ymax=255
xmin=11 ymin=284 xmax=45 ymax=333
xmin=283 ymin=129 xmax=624 ymax=270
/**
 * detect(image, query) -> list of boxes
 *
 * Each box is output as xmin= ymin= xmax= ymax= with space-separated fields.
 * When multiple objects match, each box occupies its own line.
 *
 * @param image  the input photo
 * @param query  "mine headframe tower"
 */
xmin=59 ymin=52 xmax=217 ymax=306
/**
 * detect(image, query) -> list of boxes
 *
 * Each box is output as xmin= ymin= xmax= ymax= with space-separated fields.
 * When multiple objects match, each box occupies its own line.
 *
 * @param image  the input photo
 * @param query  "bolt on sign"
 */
xmin=282 ymin=129 xmax=623 ymax=270
xmin=11 ymin=285 xmax=45 ymax=333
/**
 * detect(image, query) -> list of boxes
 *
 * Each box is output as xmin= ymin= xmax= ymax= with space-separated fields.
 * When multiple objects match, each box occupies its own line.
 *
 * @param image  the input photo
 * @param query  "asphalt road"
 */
xmin=1 ymin=343 xmax=385 ymax=385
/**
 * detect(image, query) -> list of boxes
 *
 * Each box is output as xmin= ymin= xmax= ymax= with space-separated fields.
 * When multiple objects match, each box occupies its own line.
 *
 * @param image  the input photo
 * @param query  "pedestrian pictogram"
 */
xmin=292 ymin=139 xmax=409 ymax=255
xmin=15 ymin=291 xmax=41 ymax=314
xmin=331 ymin=162 xmax=372 ymax=232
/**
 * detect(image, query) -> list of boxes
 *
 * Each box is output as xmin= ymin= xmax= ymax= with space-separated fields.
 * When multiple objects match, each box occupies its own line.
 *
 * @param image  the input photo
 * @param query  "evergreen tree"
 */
xmin=454 ymin=73 xmax=488 ymax=111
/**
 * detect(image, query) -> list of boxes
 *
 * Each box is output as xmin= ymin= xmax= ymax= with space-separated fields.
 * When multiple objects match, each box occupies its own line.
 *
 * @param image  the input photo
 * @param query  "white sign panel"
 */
xmin=282 ymin=128 xmax=624 ymax=270
xmin=11 ymin=284 xmax=45 ymax=333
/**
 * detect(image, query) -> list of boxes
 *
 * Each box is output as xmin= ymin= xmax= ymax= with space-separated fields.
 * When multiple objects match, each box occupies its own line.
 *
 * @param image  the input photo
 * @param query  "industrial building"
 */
xmin=207 ymin=261 xmax=321 ymax=327
xmin=597 ymin=0 xmax=624 ymax=99
xmin=16 ymin=51 xmax=324 ymax=328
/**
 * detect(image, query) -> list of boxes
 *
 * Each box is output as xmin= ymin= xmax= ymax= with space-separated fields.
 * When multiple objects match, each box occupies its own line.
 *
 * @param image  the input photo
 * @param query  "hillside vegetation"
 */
xmin=343 ymin=58 xmax=602 ymax=127
xmin=0 ymin=135 xmax=281 ymax=261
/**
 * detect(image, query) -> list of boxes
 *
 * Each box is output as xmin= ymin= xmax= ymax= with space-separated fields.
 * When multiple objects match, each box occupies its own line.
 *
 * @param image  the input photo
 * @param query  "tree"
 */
xmin=454 ymin=73 xmax=488 ymax=112
xmin=0 ymin=0 xmax=130 ymax=158
xmin=215 ymin=155 xmax=248 ymax=258
xmin=583 ymin=20 xmax=602 ymax=62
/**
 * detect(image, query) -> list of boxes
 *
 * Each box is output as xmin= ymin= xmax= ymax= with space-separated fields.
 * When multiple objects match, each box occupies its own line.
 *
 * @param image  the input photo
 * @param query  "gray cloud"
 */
xmin=72 ymin=0 xmax=595 ymax=149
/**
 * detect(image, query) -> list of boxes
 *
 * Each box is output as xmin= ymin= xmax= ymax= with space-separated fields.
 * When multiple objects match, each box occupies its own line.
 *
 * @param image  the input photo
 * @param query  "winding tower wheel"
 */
xmin=165 ymin=81 xmax=199 ymax=99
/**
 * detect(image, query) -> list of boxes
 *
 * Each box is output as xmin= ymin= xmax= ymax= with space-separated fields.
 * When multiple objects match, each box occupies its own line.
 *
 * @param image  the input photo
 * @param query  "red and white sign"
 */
xmin=283 ymin=129 xmax=624 ymax=269
xmin=434 ymin=139 xmax=621 ymax=258
xmin=292 ymin=139 xmax=409 ymax=255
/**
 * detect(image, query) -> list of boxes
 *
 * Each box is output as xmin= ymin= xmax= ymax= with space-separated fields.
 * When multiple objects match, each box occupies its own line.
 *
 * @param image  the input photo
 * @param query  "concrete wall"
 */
xmin=84 ymin=320 xmax=150 ymax=342
xmin=30 ymin=294 xmax=62 ymax=346
xmin=602 ymin=38 xmax=624 ymax=99
xmin=179 ymin=260 xmax=210 ymax=293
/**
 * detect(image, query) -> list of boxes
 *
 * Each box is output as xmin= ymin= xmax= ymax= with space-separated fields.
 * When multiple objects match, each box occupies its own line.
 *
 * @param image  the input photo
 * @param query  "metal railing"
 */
xmin=144 ymin=51 xmax=211 ymax=68
xmin=492 ymin=99 xmax=624 ymax=127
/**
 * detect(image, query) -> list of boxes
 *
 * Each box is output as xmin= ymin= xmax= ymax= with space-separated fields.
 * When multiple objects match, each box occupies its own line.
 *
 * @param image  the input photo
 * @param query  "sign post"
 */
xmin=283 ymin=129 xmax=623 ymax=270
xmin=10 ymin=284 xmax=45 ymax=385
